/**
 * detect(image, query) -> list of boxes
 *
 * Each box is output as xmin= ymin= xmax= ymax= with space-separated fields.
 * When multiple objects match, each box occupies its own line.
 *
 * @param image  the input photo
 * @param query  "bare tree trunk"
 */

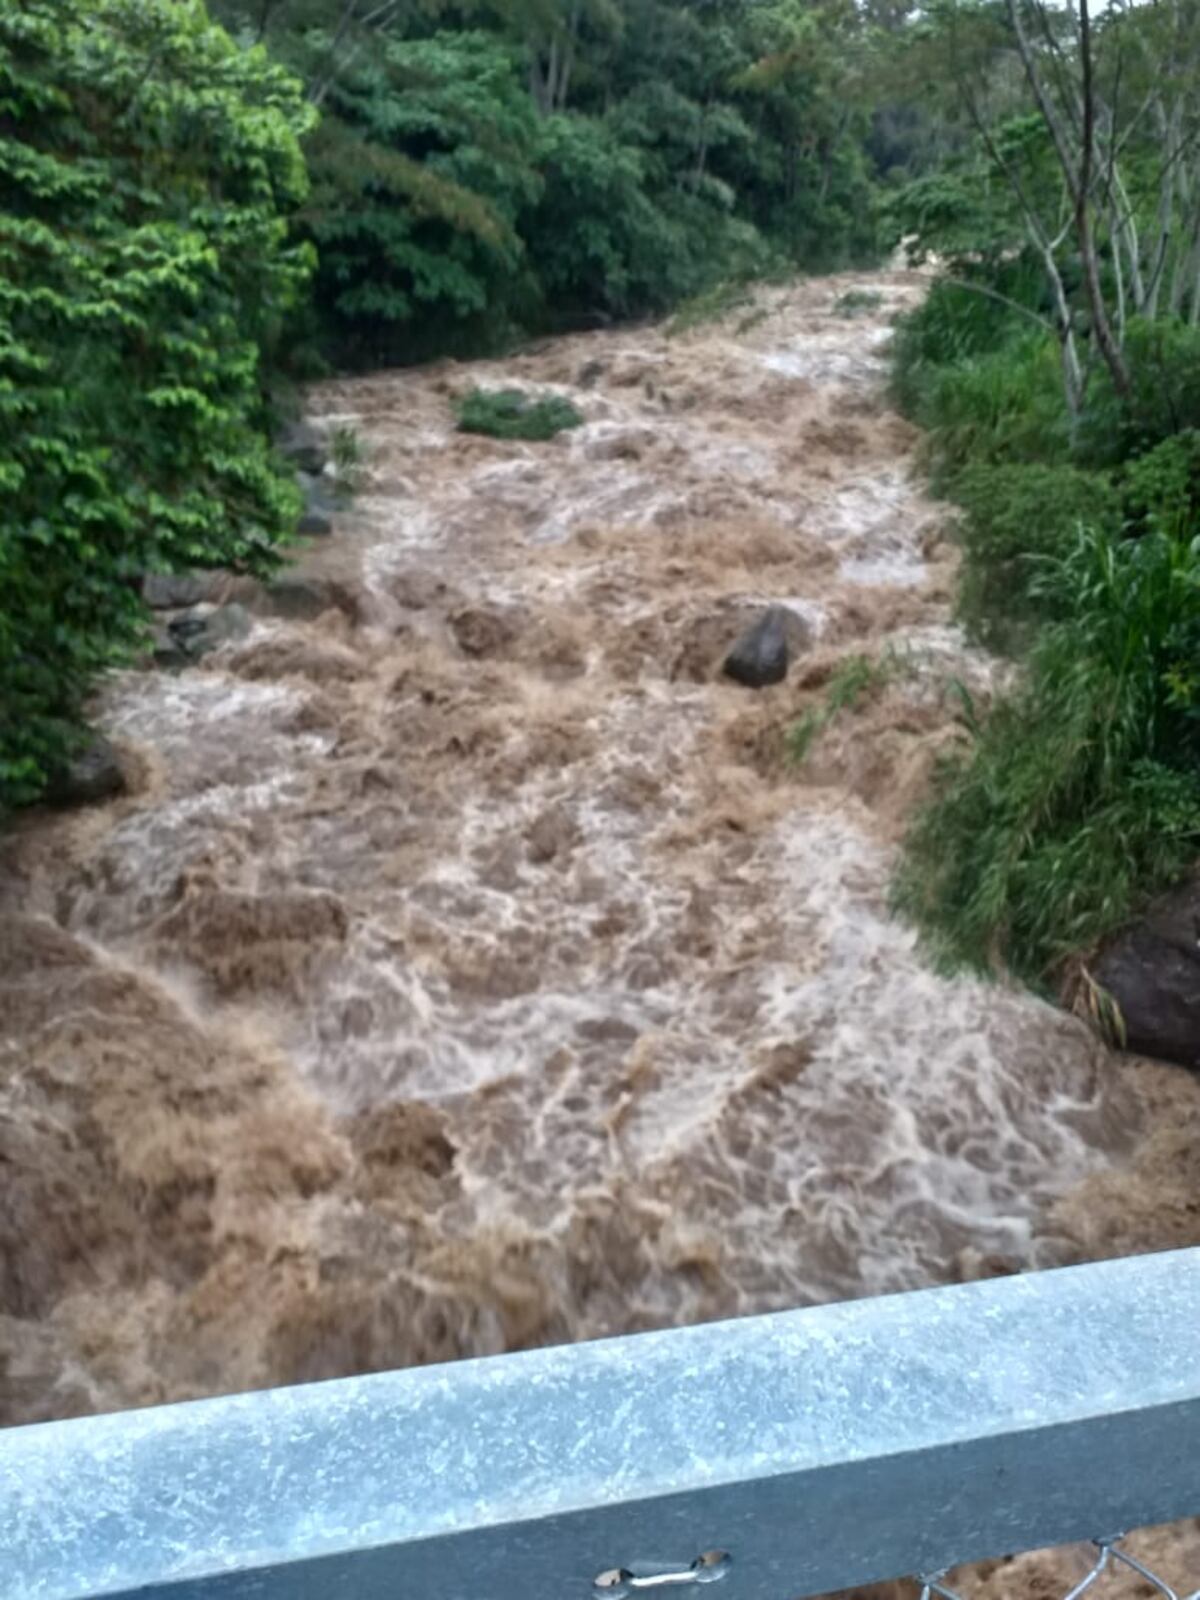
xmin=951 ymin=35 xmax=1083 ymax=422
xmin=1008 ymin=0 xmax=1132 ymax=398
xmin=1144 ymin=97 xmax=1184 ymax=318
xmin=1110 ymin=196 xmax=1126 ymax=340
xmin=691 ymin=103 xmax=710 ymax=192
xmin=555 ymin=1 xmax=581 ymax=112
xmin=308 ymin=0 xmax=364 ymax=107
xmin=818 ymin=108 xmax=850 ymax=205
xmin=255 ymin=0 xmax=280 ymax=44
xmin=1110 ymin=168 xmax=1146 ymax=312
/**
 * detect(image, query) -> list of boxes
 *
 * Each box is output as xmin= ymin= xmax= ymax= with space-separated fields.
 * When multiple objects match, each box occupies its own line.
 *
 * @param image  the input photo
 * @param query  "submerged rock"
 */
xmin=166 ymin=602 xmax=252 ymax=661
xmin=44 ymin=735 xmax=125 ymax=807
xmin=278 ymin=419 xmax=327 ymax=475
xmin=722 ymin=605 xmax=798 ymax=688
xmin=260 ymin=575 xmax=358 ymax=622
xmin=143 ymin=571 xmax=223 ymax=609
xmin=297 ymin=473 xmax=337 ymax=537
xmin=449 ymin=604 xmax=524 ymax=658
xmin=1094 ymin=880 xmax=1200 ymax=1069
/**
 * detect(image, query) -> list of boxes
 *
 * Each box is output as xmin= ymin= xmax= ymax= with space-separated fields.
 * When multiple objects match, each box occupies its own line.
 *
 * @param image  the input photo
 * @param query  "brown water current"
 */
xmin=4 ymin=271 xmax=1200 ymax=1439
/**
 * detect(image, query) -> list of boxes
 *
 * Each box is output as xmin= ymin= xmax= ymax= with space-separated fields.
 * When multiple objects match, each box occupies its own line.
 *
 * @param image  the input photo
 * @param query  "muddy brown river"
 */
xmin=3 ymin=266 xmax=1199 ymax=1529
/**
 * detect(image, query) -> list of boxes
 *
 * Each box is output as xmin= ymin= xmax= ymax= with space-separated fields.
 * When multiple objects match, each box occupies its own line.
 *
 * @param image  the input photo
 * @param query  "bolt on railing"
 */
xmin=1 ymin=1249 xmax=1199 ymax=1600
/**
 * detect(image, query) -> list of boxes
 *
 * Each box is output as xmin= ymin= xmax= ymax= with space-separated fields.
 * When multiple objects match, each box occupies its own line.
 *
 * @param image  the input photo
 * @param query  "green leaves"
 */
xmin=0 ymin=0 xmax=311 ymax=808
xmin=455 ymin=386 xmax=583 ymax=438
xmin=303 ymin=32 xmax=541 ymax=363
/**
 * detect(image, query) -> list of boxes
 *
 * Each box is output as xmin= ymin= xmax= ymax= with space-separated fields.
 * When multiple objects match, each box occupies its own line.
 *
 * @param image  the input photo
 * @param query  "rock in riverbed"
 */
xmin=143 ymin=571 xmax=225 ymax=609
xmin=297 ymin=473 xmax=337 ymax=537
xmin=1094 ymin=880 xmax=1200 ymax=1069
xmin=163 ymin=603 xmax=252 ymax=663
xmin=44 ymin=735 xmax=125 ymax=807
xmin=278 ymin=419 xmax=328 ymax=476
xmin=723 ymin=605 xmax=801 ymax=688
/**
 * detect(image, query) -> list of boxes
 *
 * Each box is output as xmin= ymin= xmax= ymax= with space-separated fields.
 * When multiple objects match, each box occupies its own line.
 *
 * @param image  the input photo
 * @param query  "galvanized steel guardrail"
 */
xmin=2 ymin=1248 xmax=1199 ymax=1600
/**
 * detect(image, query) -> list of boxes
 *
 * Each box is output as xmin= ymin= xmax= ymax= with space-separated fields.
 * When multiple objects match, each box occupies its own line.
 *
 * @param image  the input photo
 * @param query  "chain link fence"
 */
xmin=919 ymin=1539 xmax=1200 ymax=1600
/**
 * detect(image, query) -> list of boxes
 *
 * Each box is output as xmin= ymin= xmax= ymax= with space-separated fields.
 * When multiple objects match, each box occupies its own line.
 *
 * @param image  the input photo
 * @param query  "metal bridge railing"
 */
xmin=2 ymin=1248 xmax=1199 ymax=1600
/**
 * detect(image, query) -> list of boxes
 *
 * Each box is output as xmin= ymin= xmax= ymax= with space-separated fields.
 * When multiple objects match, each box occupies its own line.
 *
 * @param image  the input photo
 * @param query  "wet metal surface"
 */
xmin=3 ymin=1250 xmax=1200 ymax=1599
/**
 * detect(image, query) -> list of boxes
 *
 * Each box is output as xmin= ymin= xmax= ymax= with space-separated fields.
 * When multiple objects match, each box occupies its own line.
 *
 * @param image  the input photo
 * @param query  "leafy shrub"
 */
xmin=0 ymin=0 xmax=311 ymax=808
xmin=1120 ymin=430 xmax=1200 ymax=533
xmin=913 ymin=337 xmax=1070 ymax=485
xmin=894 ymin=525 xmax=1200 ymax=983
xmin=1078 ymin=320 xmax=1200 ymax=466
xmin=456 ymin=388 xmax=583 ymax=440
xmin=890 ymin=267 xmax=1045 ymax=417
xmin=949 ymin=464 xmax=1121 ymax=647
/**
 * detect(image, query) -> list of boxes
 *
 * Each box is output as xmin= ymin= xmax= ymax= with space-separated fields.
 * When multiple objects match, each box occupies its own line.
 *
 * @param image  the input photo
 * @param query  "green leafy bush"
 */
xmin=950 ymin=464 xmax=1121 ymax=647
xmin=1120 ymin=431 xmax=1200 ymax=533
xmin=0 ymin=0 xmax=312 ymax=808
xmin=894 ymin=526 xmax=1200 ymax=983
xmin=889 ymin=268 xmax=1045 ymax=417
xmin=456 ymin=388 xmax=584 ymax=440
xmin=524 ymin=115 xmax=734 ymax=325
xmin=1078 ymin=320 xmax=1200 ymax=467
xmin=305 ymin=33 xmax=541 ymax=367
xmin=913 ymin=338 xmax=1070 ymax=485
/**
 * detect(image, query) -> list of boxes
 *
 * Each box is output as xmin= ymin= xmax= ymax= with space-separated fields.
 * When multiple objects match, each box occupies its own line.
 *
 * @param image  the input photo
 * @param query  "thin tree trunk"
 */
xmin=555 ymin=1 xmax=581 ymax=112
xmin=308 ymin=0 xmax=364 ymax=107
xmin=1111 ymin=197 xmax=1126 ymax=340
xmin=692 ymin=104 xmax=710 ymax=192
xmin=1008 ymin=0 xmax=1131 ymax=398
xmin=255 ymin=0 xmax=279 ymax=43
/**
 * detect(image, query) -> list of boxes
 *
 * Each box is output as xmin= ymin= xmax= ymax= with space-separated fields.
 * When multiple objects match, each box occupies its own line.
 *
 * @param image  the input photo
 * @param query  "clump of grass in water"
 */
xmin=456 ymin=387 xmax=583 ymax=441
xmin=734 ymin=307 xmax=770 ymax=336
xmin=789 ymin=650 xmax=905 ymax=762
xmin=832 ymin=288 xmax=883 ymax=319
xmin=665 ymin=280 xmax=755 ymax=336
xmin=330 ymin=423 xmax=365 ymax=494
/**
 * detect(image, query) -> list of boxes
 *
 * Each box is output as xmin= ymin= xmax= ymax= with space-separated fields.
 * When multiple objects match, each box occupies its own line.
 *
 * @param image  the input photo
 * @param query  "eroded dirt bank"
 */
xmin=3 ymin=273 xmax=1199 ymax=1442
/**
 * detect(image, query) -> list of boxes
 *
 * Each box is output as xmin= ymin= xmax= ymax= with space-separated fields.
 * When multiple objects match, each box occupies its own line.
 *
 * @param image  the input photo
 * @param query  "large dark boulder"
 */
xmin=722 ymin=605 xmax=797 ymax=688
xmin=44 ymin=735 xmax=125 ymax=807
xmin=1093 ymin=879 xmax=1200 ymax=1068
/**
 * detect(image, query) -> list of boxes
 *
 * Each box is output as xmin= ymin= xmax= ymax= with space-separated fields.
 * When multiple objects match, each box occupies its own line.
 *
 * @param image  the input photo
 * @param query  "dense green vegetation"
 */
xmin=0 ymin=0 xmax=312 ymax=805
xmin=210 ymin=0 xmax=887 ymax=366
xmin=18 ymin=0 xmax=1200 ymax=1014
xmin=887 ymin=0 xmax=1200 ymax=985
xmin=456 ymin=387 xmax=583 ymax=438
xmin=4 ymin=0 xmax=918 ymax=809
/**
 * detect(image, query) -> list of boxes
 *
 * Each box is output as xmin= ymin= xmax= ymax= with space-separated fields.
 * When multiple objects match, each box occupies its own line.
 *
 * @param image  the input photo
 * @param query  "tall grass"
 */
xmin=894 ymin=526 xmax=1200 ymax=982
xmin=950 ymin=462 xmax=1121 ymax=649
xmin=891 ymin=274 xmax=1200 ymax=984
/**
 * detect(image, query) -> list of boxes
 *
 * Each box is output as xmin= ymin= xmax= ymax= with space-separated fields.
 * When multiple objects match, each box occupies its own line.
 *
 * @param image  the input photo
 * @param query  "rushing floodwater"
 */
xmin=2 ymin=271 xmax=1189 ymax=1433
